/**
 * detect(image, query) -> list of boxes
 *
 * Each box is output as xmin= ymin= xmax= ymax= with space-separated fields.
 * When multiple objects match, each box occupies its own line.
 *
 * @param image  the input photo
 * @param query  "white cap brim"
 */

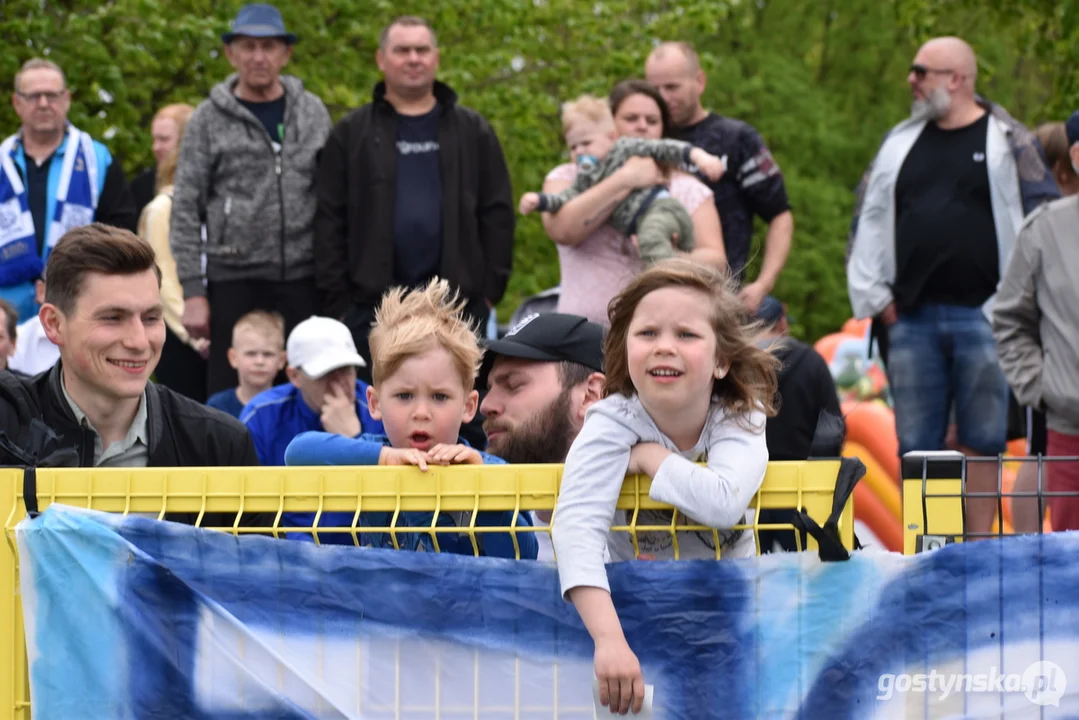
xmin=299 ymin=350 xmax=367 ymax=379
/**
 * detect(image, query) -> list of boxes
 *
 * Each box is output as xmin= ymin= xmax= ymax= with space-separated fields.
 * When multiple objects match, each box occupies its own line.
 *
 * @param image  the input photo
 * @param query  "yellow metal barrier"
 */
xmin=1 ymin=460 xmax=851 ymax=719
xmin=902 ymin=451 xmax=967 ymax=554
xmin=901 ymin=450 xmax=1079 ymax=553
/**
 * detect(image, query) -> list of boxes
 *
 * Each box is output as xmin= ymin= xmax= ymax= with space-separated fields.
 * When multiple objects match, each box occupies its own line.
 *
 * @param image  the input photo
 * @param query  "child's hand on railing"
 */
xmin=426 ymin=444 xmax=484 ymax=466
xmin=379 ymin=447 xmax=429 ymax=471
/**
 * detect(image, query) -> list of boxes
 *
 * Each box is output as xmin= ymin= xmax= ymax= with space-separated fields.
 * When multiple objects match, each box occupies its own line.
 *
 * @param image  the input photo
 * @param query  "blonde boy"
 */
xmin=206 ymin=310 xmax=286 ymax=418
xmin=284 ymin=278 xmax=538 ymax=558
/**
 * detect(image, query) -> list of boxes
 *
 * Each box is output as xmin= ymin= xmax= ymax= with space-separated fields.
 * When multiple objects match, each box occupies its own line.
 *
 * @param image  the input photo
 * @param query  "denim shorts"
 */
xmin=886 ymin=303 xmax=1010 ymax=456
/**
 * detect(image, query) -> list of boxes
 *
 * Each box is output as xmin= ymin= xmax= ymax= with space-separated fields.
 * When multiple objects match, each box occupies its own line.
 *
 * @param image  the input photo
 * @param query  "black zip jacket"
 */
xmin=314 ymin=81 xmax=515 ymax=317
xmin=0 ymin=364 xmax=260 ymax=526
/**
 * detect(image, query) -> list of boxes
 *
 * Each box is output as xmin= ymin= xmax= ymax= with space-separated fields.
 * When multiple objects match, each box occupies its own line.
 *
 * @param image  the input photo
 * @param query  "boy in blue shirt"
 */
xmin=285 ymin=279 xmax=537 ymax=559
xmin=206 ymin=310 xmax=286 ymax=418
xmin=241 ymin=315 xmax=383 ymax=467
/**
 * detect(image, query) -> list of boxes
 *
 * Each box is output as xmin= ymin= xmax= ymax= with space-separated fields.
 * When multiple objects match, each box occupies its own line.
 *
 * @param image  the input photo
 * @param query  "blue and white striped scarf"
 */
xmin=0 ymin=125 xmax=99 ymax=286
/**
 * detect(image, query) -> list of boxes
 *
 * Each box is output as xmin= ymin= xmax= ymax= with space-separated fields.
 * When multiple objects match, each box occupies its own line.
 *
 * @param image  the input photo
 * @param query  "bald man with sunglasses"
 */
xmin=847 ymin=37 xmax=1059 ymax=538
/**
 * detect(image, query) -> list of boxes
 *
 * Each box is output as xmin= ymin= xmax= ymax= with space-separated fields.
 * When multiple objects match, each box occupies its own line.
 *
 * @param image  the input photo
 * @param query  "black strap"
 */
xmin=23 ymin=467 xmax=38 ymax=518
xmin=0 ymin=420 xmax=79 ymax=519
xmin=625 ymin=185 xmax=666 ymax=237
xmin=870 ymin=316 xmax=890 ymax=366
xmin=792 ymin=457 xmax=866 ymax=561
xmin=0 ymin=430 xmax=40 ymax=518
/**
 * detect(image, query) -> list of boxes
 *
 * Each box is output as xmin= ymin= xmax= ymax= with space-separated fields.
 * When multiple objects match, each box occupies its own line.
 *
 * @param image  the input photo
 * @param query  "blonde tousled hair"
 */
xmin=368 ymin=278 xmax=482 ymax=390
xmin=561 ymin=94 xmax=615 ymax=136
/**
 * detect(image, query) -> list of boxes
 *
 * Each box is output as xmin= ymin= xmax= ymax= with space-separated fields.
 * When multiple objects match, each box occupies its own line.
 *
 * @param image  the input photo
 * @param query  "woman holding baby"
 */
xmin=535 ymin=80 xmax=727 ymax=324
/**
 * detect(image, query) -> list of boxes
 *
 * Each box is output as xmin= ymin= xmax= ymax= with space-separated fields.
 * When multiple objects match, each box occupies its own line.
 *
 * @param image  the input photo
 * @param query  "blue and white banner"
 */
xmin=16 ymin=505 xmax=1079 ymax=719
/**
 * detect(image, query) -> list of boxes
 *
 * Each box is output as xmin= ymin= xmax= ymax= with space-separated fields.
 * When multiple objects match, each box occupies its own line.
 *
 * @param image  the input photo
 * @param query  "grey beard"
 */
xmin=911 ymin=87 xmax=951 ymax=121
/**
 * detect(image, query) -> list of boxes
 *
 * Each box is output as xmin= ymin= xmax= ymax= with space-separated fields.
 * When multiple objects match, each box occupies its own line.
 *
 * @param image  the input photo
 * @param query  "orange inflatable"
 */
xmin=853 ymin=482 xmax=904 ymax=552
xmin=844 ymin=441 xmax=901 ymax=521
xmin=813 ymin=333 xmax=849 ymax=365
xmin=842 ymin=401 xmax=900 ymax=485
xmin=842 ymin=317 xmax=872 ymax=338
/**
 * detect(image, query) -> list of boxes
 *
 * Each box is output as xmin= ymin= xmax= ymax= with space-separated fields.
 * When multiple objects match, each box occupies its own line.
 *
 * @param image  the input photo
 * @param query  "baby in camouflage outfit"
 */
xmin=519 ymin=95 xmax=725 ymax=265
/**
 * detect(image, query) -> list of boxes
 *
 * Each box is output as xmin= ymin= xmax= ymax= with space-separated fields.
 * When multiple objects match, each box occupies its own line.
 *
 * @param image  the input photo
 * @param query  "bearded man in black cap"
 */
xmin=477 ymin=313 xmax=606 ymax=560
xmin=479 ymin=313 xmax=606 ymax=466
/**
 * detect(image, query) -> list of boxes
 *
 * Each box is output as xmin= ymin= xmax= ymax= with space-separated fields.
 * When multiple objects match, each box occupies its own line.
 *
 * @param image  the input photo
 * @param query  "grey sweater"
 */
xmin=993 ymin=195 xmax=1079 ymax=435
xmin=170 ymin=74 xmax=332 ymax=296
xmin=537 ymin=137 xmax=697 ymax=233
xmin=552 ymin=394 xmax=767 ymax=599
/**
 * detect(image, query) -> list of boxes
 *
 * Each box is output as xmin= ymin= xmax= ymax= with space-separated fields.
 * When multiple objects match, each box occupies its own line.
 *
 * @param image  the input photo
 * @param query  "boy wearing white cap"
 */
xmin=240 ymin=315 xmax=383 ymax=467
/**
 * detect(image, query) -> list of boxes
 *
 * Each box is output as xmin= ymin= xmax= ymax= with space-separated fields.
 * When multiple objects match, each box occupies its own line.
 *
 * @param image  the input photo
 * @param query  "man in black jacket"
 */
xmin=315 ymin=15 xmax=515 ymax=385
xmin=0 ymin=223 xmax=257 ymax=473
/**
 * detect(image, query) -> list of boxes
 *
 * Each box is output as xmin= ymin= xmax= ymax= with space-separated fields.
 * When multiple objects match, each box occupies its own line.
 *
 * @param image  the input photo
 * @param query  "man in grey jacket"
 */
xmin=993 ymin=110 xmax=1079 ymax=532
xmin=171 ymin=4 xmax=332 ymax=395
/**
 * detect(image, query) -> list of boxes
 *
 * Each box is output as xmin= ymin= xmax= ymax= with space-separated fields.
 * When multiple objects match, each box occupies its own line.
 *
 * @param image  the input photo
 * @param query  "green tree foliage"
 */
xmin=1 ymin=0 xmax=1075 ymax=339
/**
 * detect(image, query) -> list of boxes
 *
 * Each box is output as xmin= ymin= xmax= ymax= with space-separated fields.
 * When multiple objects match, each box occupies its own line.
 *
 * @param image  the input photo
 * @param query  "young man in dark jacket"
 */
xmin=315 ymin=16 xmax=515 ymax=385
xmin=0 ymin=224 xmax=257 ymax=475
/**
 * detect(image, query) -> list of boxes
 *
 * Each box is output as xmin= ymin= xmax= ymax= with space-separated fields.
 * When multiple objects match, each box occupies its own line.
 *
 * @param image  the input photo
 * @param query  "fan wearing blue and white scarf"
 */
xmin=0 ymin=125 xmax=100 ymax=318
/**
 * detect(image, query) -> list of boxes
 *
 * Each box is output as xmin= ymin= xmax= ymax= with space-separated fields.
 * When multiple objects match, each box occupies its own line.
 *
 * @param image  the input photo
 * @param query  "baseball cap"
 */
xmin=1067 ymin=110 xmax=1079 ymax=147
xmin=286 ymin=316 xmax=366 ymax=378
xmin=479 ymin=313 xmax=605 ymax=387
xmin=754 ymin=296 xmax=787 ymax=327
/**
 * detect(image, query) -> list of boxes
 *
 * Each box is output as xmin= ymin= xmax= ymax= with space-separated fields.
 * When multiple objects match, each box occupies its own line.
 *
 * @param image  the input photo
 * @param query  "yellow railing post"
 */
xmin=0 ymin=469 xmax=29 ymax=720
xmin=0 ymin=469 xmax=14 ymax=720
xmin=902 ymin=450 xmax=966 ymax=554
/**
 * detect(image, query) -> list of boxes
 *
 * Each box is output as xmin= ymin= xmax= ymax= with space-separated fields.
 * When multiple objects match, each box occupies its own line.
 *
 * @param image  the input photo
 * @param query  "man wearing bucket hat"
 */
xmin=241 ymin=316 xmax=384 ymax=467
xmin=172 ymin=3 xmax=332 ymax=398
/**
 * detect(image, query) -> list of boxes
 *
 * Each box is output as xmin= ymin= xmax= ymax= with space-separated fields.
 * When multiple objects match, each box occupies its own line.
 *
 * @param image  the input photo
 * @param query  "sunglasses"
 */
xmin=909 ymin=64 xmax=955 ymax=80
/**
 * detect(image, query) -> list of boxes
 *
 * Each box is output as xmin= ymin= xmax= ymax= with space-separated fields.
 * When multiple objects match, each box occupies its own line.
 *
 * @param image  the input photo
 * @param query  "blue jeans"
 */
xmin=887 ymin=304 xmax=1009 ymax=456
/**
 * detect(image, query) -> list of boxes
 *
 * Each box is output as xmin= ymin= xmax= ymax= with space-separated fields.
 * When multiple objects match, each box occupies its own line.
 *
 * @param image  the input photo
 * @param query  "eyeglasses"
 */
xmin=909 ymin=64 xmax=954 ymax=80
xmin=15 ymin=90 xmax=66 ymax=104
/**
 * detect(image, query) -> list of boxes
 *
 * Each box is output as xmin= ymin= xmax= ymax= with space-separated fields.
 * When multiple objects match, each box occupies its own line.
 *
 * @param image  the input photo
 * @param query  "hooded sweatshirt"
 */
xmin=170 ymin=74 xmax=332 ymax=296
xmin=763 ymin=337 xmax=843 ymax=460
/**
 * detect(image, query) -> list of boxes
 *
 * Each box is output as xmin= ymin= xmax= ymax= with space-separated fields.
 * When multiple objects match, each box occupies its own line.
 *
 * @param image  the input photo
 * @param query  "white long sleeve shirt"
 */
xmin=552 ymin=393 xmax=768 ymax=598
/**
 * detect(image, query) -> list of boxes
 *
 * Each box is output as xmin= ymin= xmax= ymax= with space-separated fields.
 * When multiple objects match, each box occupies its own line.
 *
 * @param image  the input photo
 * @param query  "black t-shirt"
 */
xmin=238 ymin=96 xmax=286 ymax=145
xmin=393 ymin=105 xmax=443 ymax=287
xmin=672 ymin=113 xmax=791 ymax=277
xmin=23 ymin=153 xmax=53 ymax=255
xmin=893 ymin=113 xmax=998 ymax=310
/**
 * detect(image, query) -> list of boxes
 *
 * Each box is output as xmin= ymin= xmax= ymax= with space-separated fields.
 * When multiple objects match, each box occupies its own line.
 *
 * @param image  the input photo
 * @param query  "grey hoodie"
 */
xmin=170 ymin=74 xmax=332 ymax=296
xmin=551 ymin=394 xmax=766 ymax=600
